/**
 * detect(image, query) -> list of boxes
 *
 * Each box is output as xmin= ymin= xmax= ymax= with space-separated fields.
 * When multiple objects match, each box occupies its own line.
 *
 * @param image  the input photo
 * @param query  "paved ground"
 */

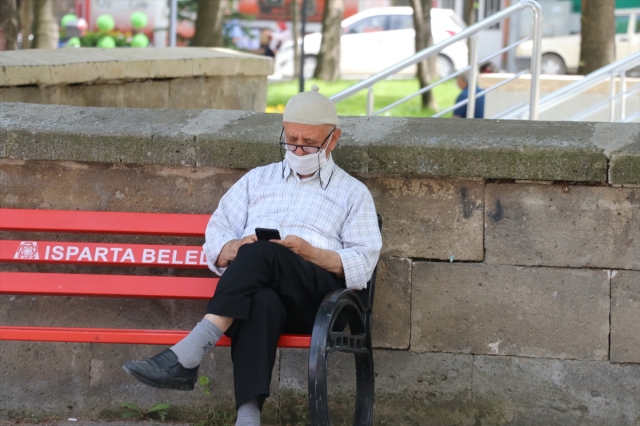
xmin=0 ymin=422 xmax=190 ymax=426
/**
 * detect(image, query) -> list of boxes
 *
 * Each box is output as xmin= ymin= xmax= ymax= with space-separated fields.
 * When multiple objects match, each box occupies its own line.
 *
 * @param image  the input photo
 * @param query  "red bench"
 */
xmin=0 ymin=208 xmax=379 ymax=425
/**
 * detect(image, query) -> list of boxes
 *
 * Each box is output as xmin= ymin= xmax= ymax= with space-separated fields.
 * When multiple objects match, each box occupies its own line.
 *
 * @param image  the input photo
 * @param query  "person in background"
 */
xmin=269 ymin=21 xmax=291 ymax=55
xmin=452 ymin=73 xmax=485 ymax=119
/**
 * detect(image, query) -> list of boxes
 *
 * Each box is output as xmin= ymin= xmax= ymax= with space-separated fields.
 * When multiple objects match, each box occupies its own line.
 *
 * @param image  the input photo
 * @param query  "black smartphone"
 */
xmin=255 ymin=228 xmax=281 ymax=241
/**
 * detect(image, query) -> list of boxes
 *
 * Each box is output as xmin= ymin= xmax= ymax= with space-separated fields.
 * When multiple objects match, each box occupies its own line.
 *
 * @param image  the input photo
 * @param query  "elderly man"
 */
xmin=123 ymin=86 xmax=382 ymax=426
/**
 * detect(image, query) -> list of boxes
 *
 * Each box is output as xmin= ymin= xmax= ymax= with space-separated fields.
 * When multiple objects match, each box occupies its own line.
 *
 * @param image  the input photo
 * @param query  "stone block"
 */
xmin=411 ymin=263 xmax=610 ymax=360
xmin=360 ymin=176 xmax=484 ymax=260
xmin=472 ymin=355 xmax=640 ymax=426
xmin=0 ymin=160 xmax=243 ymax=213
xmin=611 ymin=270 xmax=640 ymax=363
xmin=485 ymin=184 xmax=640 ymax=270
xmin=373 ymin=351 xmax=474 ymax=425
xmin=121 ymin=80 xmax=169 ymax=109
xmin=279 ymin=349 xmax=475 ymax=426
xmin=0 ymin=86 xmax=62 ymax=105
xmin=0 ymin=341 xmax=90 ymax=417
xmin=371 ymin=257 xmax=411 ymax=349
xmin=61 ymin=83 xmax=125 ymax=108
xmin=610 ymin=140 xmax=640 ymax=185
xmin=365 ymin=118 xmax=608 ymax=182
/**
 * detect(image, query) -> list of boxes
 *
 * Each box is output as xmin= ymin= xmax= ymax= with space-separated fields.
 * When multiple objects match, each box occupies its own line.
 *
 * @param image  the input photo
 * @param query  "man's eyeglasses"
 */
xmin=278 ymin=127 xmax=336 ymax=154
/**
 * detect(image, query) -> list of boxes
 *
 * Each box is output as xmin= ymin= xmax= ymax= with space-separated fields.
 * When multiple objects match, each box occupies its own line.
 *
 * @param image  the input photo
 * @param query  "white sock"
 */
xmin=170 ymin=319 xmax=223 ymax=369
xmin=235 ymin=398 xmax=260 ymax=426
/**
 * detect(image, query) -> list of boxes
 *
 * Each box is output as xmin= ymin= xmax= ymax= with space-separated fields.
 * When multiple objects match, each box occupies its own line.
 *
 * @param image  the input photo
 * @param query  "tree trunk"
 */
xmin=19 ymin=0 xmax=32 ymax=49
xmin=0 ymin=0 xmax=19 ymax=50
xmin=290 ymin=0 xmax=300 ymax=77
xmin=463 ymin=0 xmax=476 ymax=27
xmin=578 ymin=0 xmax=615 ymax=74
xmin=192 ymin=0 xmax=224 ymax=47
xmin=32 ymin=0 xmax=57 ymax=49
xmin=313 ymin=0 xmax=343 ymax=81
xmin=410 ymin=0 xmax=438 ymax=110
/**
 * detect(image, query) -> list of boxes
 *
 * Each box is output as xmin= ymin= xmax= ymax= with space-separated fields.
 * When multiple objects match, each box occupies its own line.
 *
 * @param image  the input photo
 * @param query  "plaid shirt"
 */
xmin=203 ymin=156 xmax=382 ymax=290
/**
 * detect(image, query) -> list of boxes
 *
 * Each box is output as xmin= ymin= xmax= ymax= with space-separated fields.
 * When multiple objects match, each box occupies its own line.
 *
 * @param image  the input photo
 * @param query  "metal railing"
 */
xmin=502 ymin=52 xmax=640 ymax=122
xmin=329 ymin=0 xmax=543 ymax=120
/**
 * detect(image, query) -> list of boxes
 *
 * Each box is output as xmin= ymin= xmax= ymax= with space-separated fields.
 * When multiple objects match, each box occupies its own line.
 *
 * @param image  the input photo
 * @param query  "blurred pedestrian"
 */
xmin=452 ymin=73 xmax=485 ymax=119
xmin=269 ymin=21 xmax=291 ymax=54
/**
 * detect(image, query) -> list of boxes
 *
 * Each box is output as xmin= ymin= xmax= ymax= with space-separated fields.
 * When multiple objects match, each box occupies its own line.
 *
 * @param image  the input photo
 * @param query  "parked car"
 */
xmin=272 ymin=7 xmax=469 ymax=79
xmin=516 ymin=8 xmax=640 ymax=75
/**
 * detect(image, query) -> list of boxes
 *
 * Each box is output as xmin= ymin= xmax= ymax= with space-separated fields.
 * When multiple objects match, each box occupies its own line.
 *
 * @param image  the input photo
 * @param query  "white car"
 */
xmin=516 ymin=8 xmax=640 ymax=75
xmin=273 ymin=7 xmax=469 ymax=79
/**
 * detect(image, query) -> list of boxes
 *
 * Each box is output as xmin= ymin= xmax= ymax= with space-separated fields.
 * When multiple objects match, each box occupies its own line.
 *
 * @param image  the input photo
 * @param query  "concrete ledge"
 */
xmin=0 ymin=48 xmax=273 ymax=87
xmin=610 ymin=140 xmax=640 ymax=185
xmin=2 ymin=103 xmax=638 ymax=182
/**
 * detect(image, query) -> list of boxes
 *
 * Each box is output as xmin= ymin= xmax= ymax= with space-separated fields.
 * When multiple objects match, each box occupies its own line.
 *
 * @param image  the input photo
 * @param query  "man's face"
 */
xmin=282 ymin=122 xmax=342 ymax=158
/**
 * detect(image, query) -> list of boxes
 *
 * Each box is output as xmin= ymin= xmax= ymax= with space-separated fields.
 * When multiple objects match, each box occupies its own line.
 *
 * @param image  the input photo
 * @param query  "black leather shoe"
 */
xmin=123 ymin=349 xmax=199 ymax=391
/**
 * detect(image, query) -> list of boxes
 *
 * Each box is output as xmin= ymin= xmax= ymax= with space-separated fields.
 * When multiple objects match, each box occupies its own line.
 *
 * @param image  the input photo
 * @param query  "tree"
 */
xmin=19 ymin=0 xmax=32 ymax=49
xmin=410 ymin=0 xmax=438 ymax=110
xmin=578 ymin=0 xmax=615 ymax=74
xmin=313 ymin=0 xmax=344 ymax=81
xmin=191 ymin=0 xmax=224 ymax=47
xmin=463 ymin=0 xmax=476 ymax=28
xmin=32 ymin=0 xmax=57 ymax=49
xmin=0 ymin=0 xmax=19 ymax=50
xmin=290 ymin=0 xmax=301 ymax=77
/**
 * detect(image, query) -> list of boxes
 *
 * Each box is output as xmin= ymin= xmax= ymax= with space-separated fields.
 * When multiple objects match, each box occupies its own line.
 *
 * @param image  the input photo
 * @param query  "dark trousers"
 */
xmin=206 ymin=240 xmax=344 ymax=410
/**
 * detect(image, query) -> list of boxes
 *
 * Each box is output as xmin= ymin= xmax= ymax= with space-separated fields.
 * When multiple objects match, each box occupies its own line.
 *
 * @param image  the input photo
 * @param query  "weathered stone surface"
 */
xmin=85 ymin=345 xmax=280 ymax=423
xmin=0 ymin=48 xmax=272 ymax=87
xmin=485 ymin=184 xmax=640 ymax=270
xmin=611 ymin=270 xmax=640 ymax=364
xmin=411 ymin=263 xmax=610 ymax=360
xmin=473 ymin=355 xmax=640 ymax=426
xmin=280 ymin=349 xmax=474 ymax=426
xmin=373 ymin=351 xmax=474 ymax=425
xmin=0 ymin=342 xmax=90 ymax=417
xmin=0 ymin=159 xmax=244 ymax=213
xmin=365 ymin=119 xmax=612 ymax=182
xmin=371 ymin=257 xmax=411 ymax=349
xmin=360 ymin=176 xmax=484 ymax=260
xmin=1 ymin=103 xmax=632 ymax=182
xmin=610 ymin=140 xmax=640 ymax=185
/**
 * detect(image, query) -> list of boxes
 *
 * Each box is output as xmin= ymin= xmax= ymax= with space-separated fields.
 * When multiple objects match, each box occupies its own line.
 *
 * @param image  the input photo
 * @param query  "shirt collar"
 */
xmin=282 ymin=154 xmax=336 ymax=183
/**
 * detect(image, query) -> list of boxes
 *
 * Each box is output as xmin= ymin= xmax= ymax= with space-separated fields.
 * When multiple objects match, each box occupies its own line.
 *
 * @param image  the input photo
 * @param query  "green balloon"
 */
xmin=61 ymin=14 xmax=78 ymax=28
xmin=130 ymin=33 xmax=149 ymax=48
xmin=66 ymin=37 xmax=81 ymax=47
xmin=97 ymin=35 xmax=116 ymax=48
xmin=130 ymin=11 xmax=148 ymax=30
xmin=96 ymin=14 xmax=115 ymax=32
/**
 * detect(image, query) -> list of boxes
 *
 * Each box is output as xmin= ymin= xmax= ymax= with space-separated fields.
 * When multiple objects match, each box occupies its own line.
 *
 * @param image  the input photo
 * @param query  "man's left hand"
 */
xmin=272 ymin=235 xmax=345 ymax=278
xmin=272 ymin=235 xmax=315 ymax=261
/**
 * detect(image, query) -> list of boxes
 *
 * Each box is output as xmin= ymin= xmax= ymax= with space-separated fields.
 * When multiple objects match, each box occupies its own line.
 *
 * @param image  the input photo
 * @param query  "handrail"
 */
xmin=329 ymin=0 xmax=543 ymax=120
xmin=502 ymin=52 xmax=640 ymax=121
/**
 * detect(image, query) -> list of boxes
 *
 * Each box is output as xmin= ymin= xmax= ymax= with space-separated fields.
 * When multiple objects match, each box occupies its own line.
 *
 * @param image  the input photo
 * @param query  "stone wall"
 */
xmin=1 ymin=103 xmax=639 ymax=425
xmin=0 ymin=48 xmax=272 ymax=112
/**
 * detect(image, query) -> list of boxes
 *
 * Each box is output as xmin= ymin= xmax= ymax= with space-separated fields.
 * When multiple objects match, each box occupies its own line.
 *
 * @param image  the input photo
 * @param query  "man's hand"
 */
xmin=273 ymin=235 xmax=345 ymax=278
xmin=215 ymin=234 xmax=257 ymax=267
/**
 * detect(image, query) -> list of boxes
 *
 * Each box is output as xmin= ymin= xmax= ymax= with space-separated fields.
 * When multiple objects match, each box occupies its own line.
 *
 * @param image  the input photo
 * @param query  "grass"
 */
xmin=266 ymin=78 xmax=459 ymax=118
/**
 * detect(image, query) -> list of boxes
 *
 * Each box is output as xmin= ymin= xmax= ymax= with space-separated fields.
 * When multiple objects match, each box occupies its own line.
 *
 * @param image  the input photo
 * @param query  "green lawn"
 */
xmin=266 ymin=78 xmax=459 ymax=118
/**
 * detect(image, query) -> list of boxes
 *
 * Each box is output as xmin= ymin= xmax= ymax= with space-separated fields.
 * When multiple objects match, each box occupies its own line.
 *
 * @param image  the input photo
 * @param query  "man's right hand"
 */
xmin=215 ymin=234 xmax=257 ymax=267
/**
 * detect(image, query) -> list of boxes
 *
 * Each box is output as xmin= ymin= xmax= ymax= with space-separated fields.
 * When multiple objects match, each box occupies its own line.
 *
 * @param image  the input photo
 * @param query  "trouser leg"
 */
xmin=206 ymin=240 xmax=344 ymax=409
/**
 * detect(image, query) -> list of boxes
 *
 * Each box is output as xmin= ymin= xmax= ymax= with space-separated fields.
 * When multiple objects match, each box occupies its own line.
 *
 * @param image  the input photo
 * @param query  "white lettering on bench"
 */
xmin=185 ymin=250 xmax=198 ymax=265
xmin=95 ymin=247 xmax=108 ymax=261
xmin=171 ymin=250 xmax=184 ymax=264
xmin=66 ymin=246 xmax=79 ymax=260
xmin=200 ymin=251 xmax=208 ymax=265
xmin=110 ymin=247 xmax=123 ymax=262
xmin=158 ymin=249 xmax=170 ymax=264
xmin=121 ymin=248 xmax=135 ymax=263
xmin=78 ymin=247 xmax=92 ymax=261
xmin=142 ymin=249 xmax=155 ymax=263
xmin=51 ymin=246 xmax=64 ymax=260
xmin=13 ymin=241 xmax=39 ymax=260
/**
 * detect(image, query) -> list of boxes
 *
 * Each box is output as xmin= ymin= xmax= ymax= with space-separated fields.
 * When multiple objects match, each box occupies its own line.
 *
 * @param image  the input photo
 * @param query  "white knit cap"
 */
xmin=283 ymin=84 xmax=339 ymax=126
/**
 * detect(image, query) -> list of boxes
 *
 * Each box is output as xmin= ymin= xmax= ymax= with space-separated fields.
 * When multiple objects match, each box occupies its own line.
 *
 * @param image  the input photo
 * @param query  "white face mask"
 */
xmin=285 ymin=149 xmax=328 ymax=176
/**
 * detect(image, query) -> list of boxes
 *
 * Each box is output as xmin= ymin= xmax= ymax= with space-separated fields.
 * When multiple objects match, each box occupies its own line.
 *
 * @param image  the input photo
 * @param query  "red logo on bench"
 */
xmin=14 ymin=241 xmax=40 ymax=260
